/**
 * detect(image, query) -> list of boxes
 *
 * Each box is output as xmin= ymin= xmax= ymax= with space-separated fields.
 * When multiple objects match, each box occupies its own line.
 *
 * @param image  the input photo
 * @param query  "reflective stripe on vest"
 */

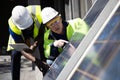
xmin=8 ymin=18 xmax=25 ymax=40
xmin=8 ymin=18 xmax=22 ymax=35
xmin=7 ymin=35 xmax=15 ymax=51
xmin=27 ymin=5 xmax=42 ymax=38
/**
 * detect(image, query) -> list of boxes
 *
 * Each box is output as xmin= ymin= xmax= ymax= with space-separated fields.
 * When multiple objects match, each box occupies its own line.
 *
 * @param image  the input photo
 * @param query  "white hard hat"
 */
xmin=41 ymin=7 xmax=59 ymax=24
xmin=11 ymin=5 xmax=33 ymax=30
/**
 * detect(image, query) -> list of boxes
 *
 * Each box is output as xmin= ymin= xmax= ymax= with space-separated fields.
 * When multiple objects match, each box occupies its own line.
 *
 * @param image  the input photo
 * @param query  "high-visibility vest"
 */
xmin=44 ymin=18 xmax=89 ymax=58
xmin=7 ymin=5 xmax=42 ymax=51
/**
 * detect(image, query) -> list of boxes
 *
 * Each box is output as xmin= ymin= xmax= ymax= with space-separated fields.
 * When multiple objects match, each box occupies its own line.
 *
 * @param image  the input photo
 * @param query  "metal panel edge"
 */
xmin=56 ymin=0 xmax=120 ymax=80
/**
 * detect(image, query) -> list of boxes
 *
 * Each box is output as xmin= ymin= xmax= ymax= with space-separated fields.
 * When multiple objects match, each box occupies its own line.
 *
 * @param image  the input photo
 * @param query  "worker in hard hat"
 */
xmin=41 ymin=7 xmax=90 ymax=65
xmin=14 ymin=7 xmax=90 ymax=76
xmin=6 ymin=6 xmax=89 ymax=78
xmin=7 ymin=5 xmax=49 ymax=80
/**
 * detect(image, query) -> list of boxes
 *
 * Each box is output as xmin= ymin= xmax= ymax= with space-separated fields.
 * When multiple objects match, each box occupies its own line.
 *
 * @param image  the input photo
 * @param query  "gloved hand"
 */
xmin=35 ymin=58 xmax=50 ymax=76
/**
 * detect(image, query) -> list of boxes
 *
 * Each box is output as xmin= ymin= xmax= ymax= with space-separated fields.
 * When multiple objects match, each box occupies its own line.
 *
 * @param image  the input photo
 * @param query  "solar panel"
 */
xmin=43 ymin=0 xmax=114 ymax=80
xmin=71 ymin=4 xmax=120 ymax=80
xmin=56 ymin=0 xmax=120 ymax=80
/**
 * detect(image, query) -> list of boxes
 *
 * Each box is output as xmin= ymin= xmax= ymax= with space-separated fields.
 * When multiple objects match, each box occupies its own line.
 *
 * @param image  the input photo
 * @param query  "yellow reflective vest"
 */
xmin=7 ymin=5 xmax=42 ymax=51
xmin=44 ymin=18 xmax=89 ymax=58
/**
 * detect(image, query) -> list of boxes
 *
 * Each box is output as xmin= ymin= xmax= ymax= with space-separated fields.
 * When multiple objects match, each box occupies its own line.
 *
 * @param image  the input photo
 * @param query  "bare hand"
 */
xmin=30 ymin=41 xmax=38 ymax=50
xmin=53 ymin=39 xmax=69 ymax=48
xmin=21 ymin=49 xmax=35 ymax=61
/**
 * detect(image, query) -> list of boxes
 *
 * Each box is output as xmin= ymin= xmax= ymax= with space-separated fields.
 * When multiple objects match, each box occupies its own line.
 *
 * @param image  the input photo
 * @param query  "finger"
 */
xmin=33 ymin=41 xmax=38 ymax=46
xmin=69 ymin=43 xmax=76 ymax=50
xmin=59 ymin=39 xmax=69 ymax=43
xmin=34 ymin=41 xmax=38 ymax=44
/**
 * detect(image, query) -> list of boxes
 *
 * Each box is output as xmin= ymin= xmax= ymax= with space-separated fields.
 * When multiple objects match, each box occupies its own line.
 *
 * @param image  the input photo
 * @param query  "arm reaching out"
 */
xmin=53 ymin=39 xmax=69 ymax=48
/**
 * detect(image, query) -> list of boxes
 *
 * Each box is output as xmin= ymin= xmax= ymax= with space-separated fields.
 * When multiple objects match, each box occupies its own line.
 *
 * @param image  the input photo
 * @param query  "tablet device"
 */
xmin=9 ymin=43 xmax=29 ymax=51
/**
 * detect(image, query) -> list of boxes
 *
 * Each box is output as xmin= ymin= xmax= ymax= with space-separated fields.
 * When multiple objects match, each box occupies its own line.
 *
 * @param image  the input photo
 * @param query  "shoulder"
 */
xmin=26 ymin=5 xmax=41 ymax=10
xmin=26 ymin=5 xmax=41 ymax=16
xmin=67 ymin=18 xmax=84 ymax=24
xmin=8 ymin=17 xmax=16 ymax=28
xmin=68 ymin=18 xmax=88 ymax=27
xmin=67 ymin=18 xmax=83 ymax=27
xmin=67 ymin=18 xmax=89 ymax=31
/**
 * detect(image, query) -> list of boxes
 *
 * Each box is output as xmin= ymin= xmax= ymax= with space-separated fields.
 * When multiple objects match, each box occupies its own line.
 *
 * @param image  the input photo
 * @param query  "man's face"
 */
xmin=46 ymin=16 xmax=63 ymax=34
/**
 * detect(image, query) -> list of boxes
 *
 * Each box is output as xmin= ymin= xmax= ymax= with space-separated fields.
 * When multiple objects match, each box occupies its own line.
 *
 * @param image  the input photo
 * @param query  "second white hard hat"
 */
xmin=11 ymin=5 xmax=33 ymax=30
xmin=41 ymin=7 xmax=59 ymax=24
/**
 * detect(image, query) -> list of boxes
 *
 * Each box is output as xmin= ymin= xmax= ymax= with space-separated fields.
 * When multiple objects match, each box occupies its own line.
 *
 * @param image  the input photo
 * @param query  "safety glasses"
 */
xmin=46 ymin=16 xmax=61 ymax=28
